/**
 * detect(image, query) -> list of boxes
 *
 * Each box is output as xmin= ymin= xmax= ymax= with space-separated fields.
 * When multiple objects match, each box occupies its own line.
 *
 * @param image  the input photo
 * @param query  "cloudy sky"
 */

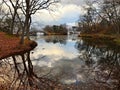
xmin=1 ymin=0 xmax=100 ymax=27
xmin=32 ymin=0 xmax=87 ymax=27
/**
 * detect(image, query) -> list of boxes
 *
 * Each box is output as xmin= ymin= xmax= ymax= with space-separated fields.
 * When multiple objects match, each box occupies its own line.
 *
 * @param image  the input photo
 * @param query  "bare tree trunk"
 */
xmin=25 ymin=15 xmax=31 ymax=40
xmin=20 ymin=26 xmax=25 ymax=44
xmin=27 ymin=52 xmax=34 ymax=76
xmin=20 ymin=1 xmax=30 ymax=44
xmin=12 ymin=56 xmax=20 ymax=75
xmin=10 ymin=11 xmax=16 ymax=34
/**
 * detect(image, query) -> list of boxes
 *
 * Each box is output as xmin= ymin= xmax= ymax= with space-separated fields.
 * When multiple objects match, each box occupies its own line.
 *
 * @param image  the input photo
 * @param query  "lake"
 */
xmin=30 ymin=35 xmax=120 ymax=89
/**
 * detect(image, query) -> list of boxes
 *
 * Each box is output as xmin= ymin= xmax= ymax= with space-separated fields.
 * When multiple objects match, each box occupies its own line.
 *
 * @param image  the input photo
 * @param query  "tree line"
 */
xmin=44 ymin=24 xmax=68 ymax=35
xmin=78 ymin=0 xmax=120 ymax=35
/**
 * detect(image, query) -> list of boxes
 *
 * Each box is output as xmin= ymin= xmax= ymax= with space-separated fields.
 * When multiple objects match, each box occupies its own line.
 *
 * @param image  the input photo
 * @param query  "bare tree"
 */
xmin=2 ymin=0 xmax=59 ymax=44
xmin=2 ymin=0 xmax=20 ymax=34
xmin=78 ymin=0 xmax=120 ymax=34
xmin=79 ymin=0 xmax=97 ymax=33
xmin=19 ymin=0 xmax=59 ymax=44
xmin=98 ymin=0 xmax=120 ymax=34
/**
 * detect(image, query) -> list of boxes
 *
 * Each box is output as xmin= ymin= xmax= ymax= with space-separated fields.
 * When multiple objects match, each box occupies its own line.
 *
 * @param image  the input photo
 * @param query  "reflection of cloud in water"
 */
xmin=32 ymin=44 xmax=78 ymax=59
xmin=30 ymin=36 xmax=96 ymax=84
xmin=31 ymin=38 xmax=79 ymax=67
xmin=32 ymin=57 xmax=96 ymax=84
xmin=51 ymin=58 xmax=93 ymax=84
xmin=30 ymin=36 xmax=120 ymax=88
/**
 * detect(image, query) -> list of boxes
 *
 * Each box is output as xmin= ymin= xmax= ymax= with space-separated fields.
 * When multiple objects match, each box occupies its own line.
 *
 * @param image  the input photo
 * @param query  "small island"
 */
xmin=44 ymin=25 xmax=68 ymax=35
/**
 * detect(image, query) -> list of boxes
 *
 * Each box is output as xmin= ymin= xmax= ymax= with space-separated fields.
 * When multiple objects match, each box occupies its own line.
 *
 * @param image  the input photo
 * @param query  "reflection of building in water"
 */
xmin=44 ymin=35 xmax=67 ymax=44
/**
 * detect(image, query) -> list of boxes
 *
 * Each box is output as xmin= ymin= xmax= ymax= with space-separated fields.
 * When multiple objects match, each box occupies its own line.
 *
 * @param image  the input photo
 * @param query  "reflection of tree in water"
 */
xmin=1 ymin=37 xmax=120 ymax=89
xmin=0 ymin=52 xmax=62 ymax=90
xmin=44 ymin=36 xmax=67 ymax=45
xmin=75 ymin=38 xmax=120 ymax=89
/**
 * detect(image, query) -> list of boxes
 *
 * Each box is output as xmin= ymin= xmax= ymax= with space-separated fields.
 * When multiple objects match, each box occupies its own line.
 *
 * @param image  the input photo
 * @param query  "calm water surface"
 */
xmin=30 ymin=35 xmax=120 ymax=89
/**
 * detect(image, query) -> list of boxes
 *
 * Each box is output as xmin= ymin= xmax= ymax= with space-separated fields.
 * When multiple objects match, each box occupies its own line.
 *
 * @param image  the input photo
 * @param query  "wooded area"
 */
xmin=0 ymin=0 xmax=59 ymax=44
xmin=78 ymin=0 xmax=120 ymax=35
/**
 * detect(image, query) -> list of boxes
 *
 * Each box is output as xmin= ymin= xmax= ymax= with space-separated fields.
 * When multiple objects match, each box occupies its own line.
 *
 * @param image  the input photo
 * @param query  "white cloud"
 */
xmin=61 ymin=0 xmax=85 ymax=5
xmin=32 ymin=4 xmax=85 ymax=26
xmin=1 ymin=0 xmax=87 ymax=26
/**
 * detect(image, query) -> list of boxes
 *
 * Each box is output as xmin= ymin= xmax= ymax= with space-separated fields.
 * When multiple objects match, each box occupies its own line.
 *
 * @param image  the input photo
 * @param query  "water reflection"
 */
xmin=31 ymin=35 xmax=120 ymax=89
xmin=44 ymin=35 xmax=67 ymax=44
xmin=76 ymin=38 xmax=120 ymax=89
xmin=31 ymin=35 xmax=79 ymax=66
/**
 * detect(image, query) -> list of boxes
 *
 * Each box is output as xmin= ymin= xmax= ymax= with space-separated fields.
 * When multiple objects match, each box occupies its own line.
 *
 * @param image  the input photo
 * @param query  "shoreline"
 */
xmin=78 ymin=33 xmax=120 ymax=45
xmin=0 ymin=32 xmax=37 ymax=60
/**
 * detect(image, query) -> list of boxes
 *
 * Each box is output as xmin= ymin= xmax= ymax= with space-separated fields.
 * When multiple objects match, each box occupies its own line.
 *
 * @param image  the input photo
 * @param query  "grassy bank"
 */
xmin=0 ymin=32 xmax=37 ymax=60
xmin=79 ymin=34 xmax=115 ymax=39
xmin=79 ymin=33 xmax=120 ymax=46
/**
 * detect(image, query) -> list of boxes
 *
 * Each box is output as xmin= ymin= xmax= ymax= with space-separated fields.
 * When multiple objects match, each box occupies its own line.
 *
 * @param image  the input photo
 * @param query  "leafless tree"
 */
xmin=78 ymin=0 xmax=120 ymax=34
xmin=19 ymin=0 xmax=59 ymax=44
xmin=2 ymin=0 xmax=59 ymax=44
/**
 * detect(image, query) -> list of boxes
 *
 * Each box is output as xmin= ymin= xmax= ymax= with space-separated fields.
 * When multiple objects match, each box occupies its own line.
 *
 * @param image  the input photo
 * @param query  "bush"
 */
xmin=44 ymin=25 xmax=68 ymax=35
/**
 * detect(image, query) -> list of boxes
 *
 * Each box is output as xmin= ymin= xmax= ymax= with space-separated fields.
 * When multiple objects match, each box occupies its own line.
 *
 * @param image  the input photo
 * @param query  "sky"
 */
xmin=32 ymin=0 xmax=87 ymax=28
xmin=1 ymin=0 xmax=96 ymax=28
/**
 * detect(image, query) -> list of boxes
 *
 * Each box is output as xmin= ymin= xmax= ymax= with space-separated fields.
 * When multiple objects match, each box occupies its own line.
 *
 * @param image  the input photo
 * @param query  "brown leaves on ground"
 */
xmin=0 ymin=32 xmax=37 ymax=59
